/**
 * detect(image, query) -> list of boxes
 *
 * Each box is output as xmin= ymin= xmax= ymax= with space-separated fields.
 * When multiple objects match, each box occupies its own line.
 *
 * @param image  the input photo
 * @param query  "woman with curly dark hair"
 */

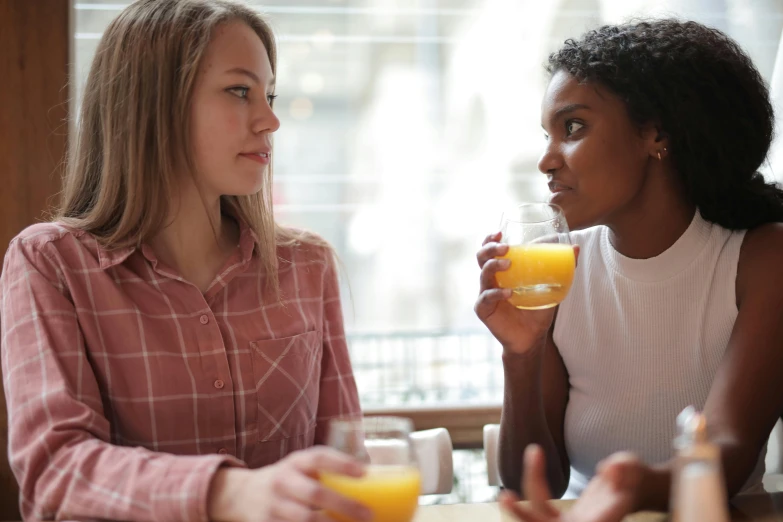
xmin=475 ymin=19 xmax=783 ymax=521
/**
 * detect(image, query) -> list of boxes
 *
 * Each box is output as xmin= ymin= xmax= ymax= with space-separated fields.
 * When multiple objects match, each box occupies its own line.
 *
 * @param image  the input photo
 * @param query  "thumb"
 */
xmin=596 ymin=452 xmax=642 ymax=490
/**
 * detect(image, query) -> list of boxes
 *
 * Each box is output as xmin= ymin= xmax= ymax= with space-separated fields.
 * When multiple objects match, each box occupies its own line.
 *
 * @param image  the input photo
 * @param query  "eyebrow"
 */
xmin=225 ymin=67 xmax=275 ymax=87
xmin=554 ymin=103 xmax=590 ymax=117
xmin=541 ymin=103 xmax=591 ymax=130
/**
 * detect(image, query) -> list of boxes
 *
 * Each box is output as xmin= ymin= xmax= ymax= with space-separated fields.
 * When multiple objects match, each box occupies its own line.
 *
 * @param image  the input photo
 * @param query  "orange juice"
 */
xmin=495 ymin=243 xmax=575 ymax=309
xmin=320 ymin=465 xmax=421 ymax=522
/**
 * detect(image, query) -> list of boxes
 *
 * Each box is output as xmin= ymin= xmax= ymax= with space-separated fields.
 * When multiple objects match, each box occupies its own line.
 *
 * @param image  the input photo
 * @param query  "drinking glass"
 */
xmin=321 ymin=416 xmax=420 ymax=522
xmin=495 ymin=203 xmax=575 ymax=310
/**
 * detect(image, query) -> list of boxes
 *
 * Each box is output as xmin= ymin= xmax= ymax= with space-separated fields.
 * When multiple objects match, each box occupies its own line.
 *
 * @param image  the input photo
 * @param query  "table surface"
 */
xmin=413 ymin=494 xmax=783 ymax=521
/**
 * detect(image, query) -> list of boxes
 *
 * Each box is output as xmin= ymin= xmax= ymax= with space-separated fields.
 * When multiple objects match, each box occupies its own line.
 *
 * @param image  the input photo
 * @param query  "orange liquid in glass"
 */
xmin=495 ymin=244 xmax=575 ymax=309
xmin=320 ymin=465 xmax=421 ymax=522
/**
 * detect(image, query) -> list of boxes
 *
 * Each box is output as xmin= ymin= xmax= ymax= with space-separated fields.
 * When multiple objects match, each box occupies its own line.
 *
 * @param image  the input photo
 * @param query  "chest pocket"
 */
xmin=249 ymin=330 xmax=322 ymax=442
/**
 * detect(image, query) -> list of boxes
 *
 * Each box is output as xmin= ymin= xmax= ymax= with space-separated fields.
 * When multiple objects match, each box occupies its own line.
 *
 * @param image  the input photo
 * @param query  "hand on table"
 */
xmin=500 ymin=445 xmax=642 ymax=522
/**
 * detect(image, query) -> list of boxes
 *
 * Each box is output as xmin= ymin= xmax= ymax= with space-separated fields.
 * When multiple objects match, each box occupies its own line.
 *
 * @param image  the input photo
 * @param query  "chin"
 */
xmin=566 ymin=212 xmax=606 ymax=232
xmin=561 ymin=208 xmax=588 ymax=232
xmin=226 ymin=186 xmax=264 ymax=198
xmin=224 ymin=174 xmax=267 ymax=197
xmin=553 ymin=198 xmax=592 ymax=232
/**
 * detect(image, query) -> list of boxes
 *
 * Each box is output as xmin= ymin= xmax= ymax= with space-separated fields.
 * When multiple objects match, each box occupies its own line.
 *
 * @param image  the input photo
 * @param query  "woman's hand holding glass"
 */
xmin=207 ymin=446 xmax=372 ymax=522
xmin=475 ymin=203 xmax=577 ymax=355
xmin=320 ymin=417 xmax=421 ymax=522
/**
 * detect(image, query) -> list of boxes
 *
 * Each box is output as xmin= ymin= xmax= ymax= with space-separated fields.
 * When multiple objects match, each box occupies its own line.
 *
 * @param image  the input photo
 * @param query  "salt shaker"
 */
xmin=670 ymin=406 xmax=730 ymax=522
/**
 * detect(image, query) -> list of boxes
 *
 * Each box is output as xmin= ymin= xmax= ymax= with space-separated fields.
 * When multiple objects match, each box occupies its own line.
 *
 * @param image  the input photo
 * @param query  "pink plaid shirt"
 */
xmin=0 ymin=219 xmax=360 ymax=521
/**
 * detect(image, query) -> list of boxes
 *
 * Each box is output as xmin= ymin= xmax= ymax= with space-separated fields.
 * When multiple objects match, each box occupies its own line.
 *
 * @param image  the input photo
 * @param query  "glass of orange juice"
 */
xmin=320 ymin=416 xmax=420 ymax=522
xmin=495 ymin=203 xmax=575 ymax=310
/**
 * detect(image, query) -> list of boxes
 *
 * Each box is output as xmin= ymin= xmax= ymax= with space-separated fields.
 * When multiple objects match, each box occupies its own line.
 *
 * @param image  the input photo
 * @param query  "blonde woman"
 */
xmin=0 ymin=1 xmax=372 ymax=521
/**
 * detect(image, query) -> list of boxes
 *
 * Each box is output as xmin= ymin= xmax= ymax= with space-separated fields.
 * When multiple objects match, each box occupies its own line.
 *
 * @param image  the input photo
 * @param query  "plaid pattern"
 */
xmin=0 ymin=219 xmax=360 ymax=521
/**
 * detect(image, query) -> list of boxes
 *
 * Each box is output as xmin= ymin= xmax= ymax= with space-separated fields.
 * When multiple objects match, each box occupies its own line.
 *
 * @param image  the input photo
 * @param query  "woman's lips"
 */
xmin=548 ymin=180 xmax=572 ymax=193
xmin=239 ymin=152 xmax=271 ymax=165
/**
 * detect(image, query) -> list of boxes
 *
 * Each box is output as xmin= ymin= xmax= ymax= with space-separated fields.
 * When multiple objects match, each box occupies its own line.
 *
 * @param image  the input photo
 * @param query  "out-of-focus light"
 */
xmin=313 ymin=29 xmax=336 ymax=50
xmin=287 ymin=42 xmax=312 ymax=60
xmin=289 ymin=97 xmax=314 ymax=120
xmin=300 ymin=73 xmax=325 ymax=94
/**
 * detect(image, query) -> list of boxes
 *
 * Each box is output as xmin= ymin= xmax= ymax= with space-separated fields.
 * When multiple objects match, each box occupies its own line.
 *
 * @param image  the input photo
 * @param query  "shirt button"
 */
xmin=199 ymin=315 xmax=209 ymax=325
xmin=249 ymin=341 xmax=258 ymax=349
xmin=217 ymin=448 xmax=228 ymax=455
xmin=213 ymin=379 xmax=225 ymax=389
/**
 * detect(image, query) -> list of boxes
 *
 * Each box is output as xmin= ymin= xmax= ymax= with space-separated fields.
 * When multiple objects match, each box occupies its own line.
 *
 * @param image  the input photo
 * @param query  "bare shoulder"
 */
xmin=737 ymin=222 xmax=783 ymax=305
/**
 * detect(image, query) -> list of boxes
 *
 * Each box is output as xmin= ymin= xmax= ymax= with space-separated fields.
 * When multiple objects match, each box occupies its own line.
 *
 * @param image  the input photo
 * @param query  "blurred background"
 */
xmin=73 ymin=0 xmax=783 ymax=405
xmin=72 ymin=0 xmax=783 ymax=503
xmin=3 ymin=0 xmax=782 ymax=507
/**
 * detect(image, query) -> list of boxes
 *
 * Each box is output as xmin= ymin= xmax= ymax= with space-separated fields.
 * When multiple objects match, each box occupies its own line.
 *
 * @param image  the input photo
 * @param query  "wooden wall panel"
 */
xmin=0 ymin=0 xmax=71 ymax=518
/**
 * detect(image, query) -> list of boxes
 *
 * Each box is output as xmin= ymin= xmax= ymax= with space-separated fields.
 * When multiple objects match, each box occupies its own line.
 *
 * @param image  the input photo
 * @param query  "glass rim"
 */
xmin=501 ymin=202 xmax=564 ymax=225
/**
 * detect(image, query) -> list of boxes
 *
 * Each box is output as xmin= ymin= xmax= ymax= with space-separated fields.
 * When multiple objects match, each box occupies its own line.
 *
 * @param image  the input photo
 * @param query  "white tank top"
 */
xmin=553 ymin=211 xmax=765 ymax=497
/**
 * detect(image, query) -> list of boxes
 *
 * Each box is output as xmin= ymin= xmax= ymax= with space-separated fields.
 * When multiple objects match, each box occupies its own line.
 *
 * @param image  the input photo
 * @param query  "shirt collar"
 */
xmin=98 ymin=244 xmax=137 ymax=270
xmin=96 ymin=212 xmax=260 ymax=270
xmin=236 ymin=214 xmax=259 ymax=265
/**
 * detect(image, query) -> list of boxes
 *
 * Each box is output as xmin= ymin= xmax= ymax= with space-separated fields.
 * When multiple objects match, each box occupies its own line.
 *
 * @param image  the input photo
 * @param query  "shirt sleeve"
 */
xmin=314 ymin=249 xmax=362 ymax=445
xmin=0 ymin=238 xmax=244 ymax=522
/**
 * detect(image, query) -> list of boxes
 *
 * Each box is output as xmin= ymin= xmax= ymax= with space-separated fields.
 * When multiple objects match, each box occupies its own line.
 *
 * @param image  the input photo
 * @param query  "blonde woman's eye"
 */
xmin=227 ymin=86 xmax=249 ymax=99
xmin=267 ymin=94 xmax=278 ymax=106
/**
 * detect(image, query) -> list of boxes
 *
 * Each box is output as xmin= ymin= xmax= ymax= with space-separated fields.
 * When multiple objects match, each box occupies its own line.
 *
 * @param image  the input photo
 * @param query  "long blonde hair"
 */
xmin=59 ymin=0 xmax=315 ymax=297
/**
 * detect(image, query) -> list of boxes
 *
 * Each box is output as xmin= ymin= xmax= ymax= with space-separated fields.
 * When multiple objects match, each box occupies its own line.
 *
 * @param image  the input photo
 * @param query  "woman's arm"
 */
xmin=475 ymin=234 xmax=575 ymax=497
xmin=1 ymin=237 xmax=244 ymax=521
xmin=500 ymin=325 xmax=571 ymax=498
xmin=314 ymin=248 xmax=361 ymax=445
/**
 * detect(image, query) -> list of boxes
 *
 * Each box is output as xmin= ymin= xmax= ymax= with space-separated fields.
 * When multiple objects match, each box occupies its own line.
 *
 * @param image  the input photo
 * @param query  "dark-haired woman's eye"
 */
xmin=566 ymin=120 xmax=584 ymax=136
xmin=227 ymin=86 xmax=250 ymax=99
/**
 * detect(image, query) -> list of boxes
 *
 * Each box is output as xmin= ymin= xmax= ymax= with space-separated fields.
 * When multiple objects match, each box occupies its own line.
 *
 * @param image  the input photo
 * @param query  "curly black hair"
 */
xmin=548 ymin=19 xmax=783 ymax=230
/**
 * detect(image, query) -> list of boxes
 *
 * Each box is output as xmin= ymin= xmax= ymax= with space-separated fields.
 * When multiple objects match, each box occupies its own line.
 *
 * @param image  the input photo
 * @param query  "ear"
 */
xmin=641 ymin=123 xmax=670 ymax=160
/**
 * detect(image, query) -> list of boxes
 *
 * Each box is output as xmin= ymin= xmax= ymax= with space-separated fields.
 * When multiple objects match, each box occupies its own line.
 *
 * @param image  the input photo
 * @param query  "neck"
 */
xmin=607 ymin=168 xmax=696 ymax=259
xmin=149 ymin=182 xmax=238 ymax=289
